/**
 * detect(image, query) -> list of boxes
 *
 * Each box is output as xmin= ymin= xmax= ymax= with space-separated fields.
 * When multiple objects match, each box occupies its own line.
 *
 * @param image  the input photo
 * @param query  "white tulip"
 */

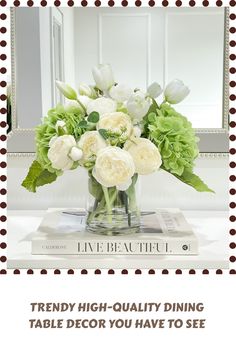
xmin=164 ymin=79 xmax=190 ymax=104
xmin=109 ymin=84 xmax=133 ymax=103
xmin=87 ymin=97 xmax=117 ymax=117
xmin=127 ymin=91 xmax=151 ymax=122
xmin=78 ymin=131 xmax=107 ymax=161
xmin=147 ymin=82 xmax=162 ymax=98
xmin=48 ymin=135 xmax=76 ymax=171
xmin=92 ymin=64 xmax=115 ymax=91
xmin=97 ymin=112 xmax=133 ymax=139
xmin=124 ymin=138 xmax=162 ymax=175
xmin=79 ymin=83 xmax=96 ymax=98
xmin=56 ymin=80 xmax=77 ymax=100
xmin=69 ymin=147 xmax=83 ymax=161
xmin=78 ymin=95 xmax=92 ymax=108
xmin=92 ymin=146 xmax=135 ymax=188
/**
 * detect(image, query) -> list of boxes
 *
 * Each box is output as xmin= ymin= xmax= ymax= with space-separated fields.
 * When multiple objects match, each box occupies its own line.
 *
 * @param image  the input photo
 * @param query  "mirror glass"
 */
xmin=11 ymin=7 xmax=226 ymax=134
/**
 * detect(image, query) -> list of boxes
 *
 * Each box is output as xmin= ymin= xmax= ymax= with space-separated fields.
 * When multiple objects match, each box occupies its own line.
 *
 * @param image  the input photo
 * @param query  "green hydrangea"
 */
xmin=146 ymin=103 xmax=199 ymax=176
xmin=36 ymin=105 xmax=85 ymax=175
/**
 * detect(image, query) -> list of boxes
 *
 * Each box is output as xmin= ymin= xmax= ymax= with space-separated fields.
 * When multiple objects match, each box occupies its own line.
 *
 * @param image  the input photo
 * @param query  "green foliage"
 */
xmin=164 ymin=168 xmax=214 ymax=193
xmin=57 ymin=126 xmax=66 ymax=136
xmin=98 ymin=129 xmax=109 ymax=140
xmin=36 ymin=105 xmax=85 ymax=175
xmin=21 ymin=160 xmax=57 ymax=193
xmin=88 ymin=175 xmax=103 ymax=201
xmin=87 ymin=111 xmax=99 ymax=123
xmin=144 ymin=103 xmax=199 ymax=176
xmin=142 ymin=102 xmax=214 ymax=192
xmin=99 ymin=128 xmax=128 ymax=147
xmin=78 ymin=120 xmax=88 ymax=128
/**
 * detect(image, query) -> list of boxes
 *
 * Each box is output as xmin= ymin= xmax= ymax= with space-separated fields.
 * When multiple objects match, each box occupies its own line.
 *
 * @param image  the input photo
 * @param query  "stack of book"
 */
xmin=31 ymin=209 xmax=198 ymax=255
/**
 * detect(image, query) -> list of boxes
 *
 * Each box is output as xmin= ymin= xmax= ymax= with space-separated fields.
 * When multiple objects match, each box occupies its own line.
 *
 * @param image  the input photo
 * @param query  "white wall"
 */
xmin=61 ymin=8 xmax=76 ymax=89
xmin=39 ymin=7 xmax=76 ymax=111
xmin=74 ymin=7 xmax=224 ymax=129
xmin=7 ymin=156 xmax=228 ymax=211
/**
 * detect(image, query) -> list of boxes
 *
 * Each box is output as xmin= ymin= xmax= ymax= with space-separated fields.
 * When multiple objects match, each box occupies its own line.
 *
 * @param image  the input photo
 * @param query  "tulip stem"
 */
xmin=75 ymin=98 xmax=86 ymax=114
xmin=102 ymin=186 xmax=112 ymax=223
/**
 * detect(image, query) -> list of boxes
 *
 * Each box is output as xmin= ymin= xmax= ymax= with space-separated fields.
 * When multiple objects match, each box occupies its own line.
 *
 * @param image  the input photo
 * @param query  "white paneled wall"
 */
xmin=8 ymin=156 xmax=228 ymax=211
xmin=74 ymin=7 xmax=224 ymax=128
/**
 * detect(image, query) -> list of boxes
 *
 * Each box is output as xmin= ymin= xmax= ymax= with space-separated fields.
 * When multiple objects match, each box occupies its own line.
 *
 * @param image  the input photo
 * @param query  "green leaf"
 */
xmin=78 ymin=120 xmax=88 ymax=128
xmin=22 ymin=160 xmax=57 ymax=193
xmin=98 ymin=128 xmax=109 ymax=140
xmin=88 ymin=176 xmax=103 ymax=201
xmin=21 ymin=160 xmax=43 ymax=192
xmin=87 ymin=111 xmax=99 ymax=123
xmin=57 ymin=126 xmax=66 ymax=136
xmin=164 ymin=168 xmax=215 ymax=193
xmin=35 ymin=169 xmax=58 ymax=188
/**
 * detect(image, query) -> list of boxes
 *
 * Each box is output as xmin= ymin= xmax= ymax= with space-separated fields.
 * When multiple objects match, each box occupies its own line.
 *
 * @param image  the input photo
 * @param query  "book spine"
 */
xmin=32 ymin=239 xmax=198 ymax=255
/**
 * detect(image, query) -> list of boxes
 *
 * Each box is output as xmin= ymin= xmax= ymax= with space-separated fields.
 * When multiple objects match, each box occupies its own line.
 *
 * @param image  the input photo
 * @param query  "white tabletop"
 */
xmin=7 ymin=210 xmax=228 ymax=269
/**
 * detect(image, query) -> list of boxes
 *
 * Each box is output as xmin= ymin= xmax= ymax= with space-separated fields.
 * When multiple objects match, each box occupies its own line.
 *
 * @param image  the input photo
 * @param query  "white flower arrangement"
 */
xmin=22 ymin=64 xmax=213 ymax=233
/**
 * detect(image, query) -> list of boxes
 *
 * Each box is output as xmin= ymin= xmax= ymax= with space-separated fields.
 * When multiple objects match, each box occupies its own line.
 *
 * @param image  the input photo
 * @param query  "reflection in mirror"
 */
xmin=9 ymin=7 xmax=228 ymax=153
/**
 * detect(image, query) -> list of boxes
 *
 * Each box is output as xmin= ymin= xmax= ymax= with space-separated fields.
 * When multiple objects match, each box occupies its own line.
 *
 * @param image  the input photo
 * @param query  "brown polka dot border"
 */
xmin=0 ymin=269 xmax=234 ymax=275
xmin=0 ymin=0 xmax=235 ymax=276
xmin=229 ymin=1 xmax=236 ymax=275
xmin=0 ymin=2 xmax=7 ymax=276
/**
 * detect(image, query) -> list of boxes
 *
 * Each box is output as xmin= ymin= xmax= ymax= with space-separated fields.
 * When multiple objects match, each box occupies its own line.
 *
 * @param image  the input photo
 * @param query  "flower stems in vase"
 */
xmin=87 ymin=174 xmax=140 ymax=235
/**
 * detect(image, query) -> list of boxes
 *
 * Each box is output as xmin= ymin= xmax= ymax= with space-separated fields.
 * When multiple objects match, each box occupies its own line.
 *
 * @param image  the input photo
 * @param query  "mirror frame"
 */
xmin=8 ymin=7 xmax=229 ymax=156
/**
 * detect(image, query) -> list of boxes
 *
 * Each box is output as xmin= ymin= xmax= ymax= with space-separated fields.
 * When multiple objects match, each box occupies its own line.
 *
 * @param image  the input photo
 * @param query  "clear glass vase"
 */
xmin=86 ymin=173 xmax=140 ymax=235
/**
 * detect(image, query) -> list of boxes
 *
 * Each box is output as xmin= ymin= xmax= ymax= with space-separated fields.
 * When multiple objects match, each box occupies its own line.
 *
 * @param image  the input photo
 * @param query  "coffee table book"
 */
xmin=31 ymin=209 xmax=198 ymax=255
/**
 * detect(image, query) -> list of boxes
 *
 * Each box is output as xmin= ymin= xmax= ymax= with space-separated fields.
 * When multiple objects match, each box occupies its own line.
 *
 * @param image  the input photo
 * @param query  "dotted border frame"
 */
xmin=0 ymin=0 xmax=235 ymax=275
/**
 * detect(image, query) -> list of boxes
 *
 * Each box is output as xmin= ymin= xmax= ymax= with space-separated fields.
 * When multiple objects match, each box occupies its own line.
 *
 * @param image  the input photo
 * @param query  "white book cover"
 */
xmin=31 ymin=209 xmax=198 ymax=255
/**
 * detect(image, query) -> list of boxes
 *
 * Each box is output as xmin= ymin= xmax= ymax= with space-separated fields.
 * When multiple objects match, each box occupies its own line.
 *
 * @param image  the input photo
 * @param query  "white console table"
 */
xmin=7 ymin=210 xmax=228 ymax=269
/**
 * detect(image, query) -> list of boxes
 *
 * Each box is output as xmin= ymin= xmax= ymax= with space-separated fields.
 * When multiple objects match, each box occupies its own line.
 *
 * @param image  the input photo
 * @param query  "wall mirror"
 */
xmin=8 ymin=6 xmax=229 ymax=154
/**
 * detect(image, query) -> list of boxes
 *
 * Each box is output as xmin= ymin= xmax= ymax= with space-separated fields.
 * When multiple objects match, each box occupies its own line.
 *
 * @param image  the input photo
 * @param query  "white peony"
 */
xmin=92 ymin=146 xmax=135 ymax=189
xmin=124 ymin=138 xmax=162 ymax=175
xmin=164 ymin=79 xmax=190 ymax=104
xmin=48 ymin=135 xmax=76 ymax=171
xmin=127 ymin=91 xmax=151 ymax=122
xmin=97 ymin=112 xmax=133 ymax=139
xmin=109 ymin=83 xmax=133 ymax=103
xmin=87 ymin=97 xmax=117 ymax=117
xmin=92 ymin=64 xmax=115 ymax=91
xmin=49 ymin=136 xmax=57 ymax=148
xmin=78 ymin=131 xmax=107 ymax=161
